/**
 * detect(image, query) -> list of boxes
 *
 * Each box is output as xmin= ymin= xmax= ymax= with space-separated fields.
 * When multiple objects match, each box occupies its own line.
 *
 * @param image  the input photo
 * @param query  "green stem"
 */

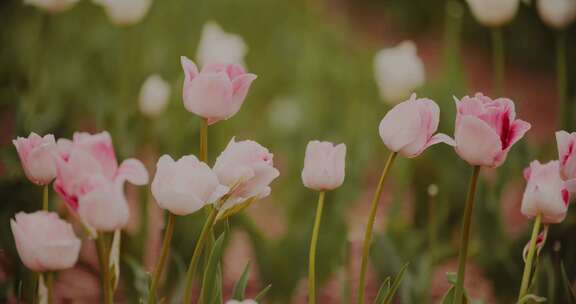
xmin=182 ymin=208 xmax=218 ymax=304
xmin=357 ymin=151 xmax=398 ymax=304
xmin=454 ymin=166 xmax=481 ymax=304
xmin=42 ymin=185 xmax=49 ymax=211
xmin=96 ymin=233 xmax=112 ymax=304
xmin=200 ymin=119 xmax=209 ymax=163
xmin=556 ymin=31 xmax=568 ymax=129
xmin=518 ymin=213 xmax=542 ymax=300
xmin=148 ymin=213 xmax=176 ymax=304
xmin=308 ymin=191 xmax=326 ymax=304
xmin=491 ymin=27 xmax=505 ymax=96
xmin=45 ymin=272 xmax=53 ymax=304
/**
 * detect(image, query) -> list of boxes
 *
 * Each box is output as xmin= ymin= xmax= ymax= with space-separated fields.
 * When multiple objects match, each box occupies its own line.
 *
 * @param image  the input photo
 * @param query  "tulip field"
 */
xmin=2 ymin=0 xmax=576 ymax=303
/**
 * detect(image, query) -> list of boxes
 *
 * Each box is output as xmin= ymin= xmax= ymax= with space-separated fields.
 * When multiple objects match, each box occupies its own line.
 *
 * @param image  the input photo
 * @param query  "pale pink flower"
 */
xmin=537 ymin=0 xmax=576 ymax=29
xmin=378 ymin=94 xmax=454 ymax=158
xmin=197 ymin=21 xmax=248 ymax=66
xmin=151 ymin=155 xmax=228 ymax=215
xmin=13 ymin=132 xmax=58 ymax=185
xmin=10 ymin=211 xmax=81 ymax=272
xmin=555 ymin=130 xmax=576 ymax=191
xmin=180 ymin=56 xmax=257 ymax=125
xmin=521 ymin=160 xmax=569 ymax=224
xmin=454 ymin=93 xmax=531 ymax=167
xmin=466 ymin=0 xmax=520 ymax=27
xmin=24 ymin=0 xmax=79 ymax=13
xmin=54 ymin=131 xmax=148 ymax=232
xmin=213 ymin=138 xmax=279 ymax=211
xmin=301 ymin=141 xmax=346 ymax=191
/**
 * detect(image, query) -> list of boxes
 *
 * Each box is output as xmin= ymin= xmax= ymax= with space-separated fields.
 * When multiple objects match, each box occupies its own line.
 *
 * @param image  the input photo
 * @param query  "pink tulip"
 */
xmin=301 ymin=141 xmax=346 ymax=191
xmin=180 ymin=56 xmax=257 ymax=125
xmin=555 ymin=130 xmax=576 ymax=191
xmin=454 ymin=93 xmax=531 ymax=167
xmin=54 ymin=131 xmax=148 ymax=231
xmin=10 ymin=211 xmax=81 ymax=272
xmin=378 ymin=94 xmax=455 ymax=158
xmin=521 ymin=160 xmax=569 ymax=224
xmin=13 ymin=132 xmax=58 ymax=185
xmin=213 ymin=138 xmax=280 ymax=210
xmin=151 ymin=155 xmax=229 ymax=215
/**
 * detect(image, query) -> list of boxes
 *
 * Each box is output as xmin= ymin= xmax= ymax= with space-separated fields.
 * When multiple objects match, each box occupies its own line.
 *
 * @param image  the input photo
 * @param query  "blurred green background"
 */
xmin=1 ymin=0 xmax=576 ymax=303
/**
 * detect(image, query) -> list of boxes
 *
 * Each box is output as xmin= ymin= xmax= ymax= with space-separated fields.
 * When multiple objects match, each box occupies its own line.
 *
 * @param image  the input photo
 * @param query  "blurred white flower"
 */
xmin=537 ymin=0 xmax=576 ymax=29
xmin=466 ymin=0 xmax=520 ymax=26
xmin=23 ymin=0 xmax=79 ymax=13
xmin=268 ymin=95 xmax=303 ymax=133
xmin=373 ymin=41 xmax=425 ymax=105
xmin=139 ymin=74 xmax=171 ymax=118
xmin=93 ymin=0 xmax=152 ymax=26
xmin=197 ymin=21 xmax=248 ymax=66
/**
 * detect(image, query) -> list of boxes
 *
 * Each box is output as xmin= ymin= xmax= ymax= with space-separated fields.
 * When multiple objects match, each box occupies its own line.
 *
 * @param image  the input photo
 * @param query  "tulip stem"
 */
xmin=200 ymin=119 xmax=209 ymax=163
xmin=308 ymin=191 xmax=326 ymax=304
xmin=491 ymin=27 xmax=505 ymax=95
xmin=556 ymin=31 xmax=568 ymax=129
xmin=518 ymin=213 xmax=542 ymax=300
xmin=42 ymin=185 xmax=49 ymax=211
xmin=148 ymin=212 xmax=176 ymax=304
xmin=96 ymin=233 xmax=113 ymax=304
xmin=454 ymin=166 xmax=481 ymax=304
xmin=45 ymin=272 xmax=54 ymax=304
xmin=182 ymin=207 xmax=218 ymax=304
xmin=357 ymin=151 xmax=398 ymax=304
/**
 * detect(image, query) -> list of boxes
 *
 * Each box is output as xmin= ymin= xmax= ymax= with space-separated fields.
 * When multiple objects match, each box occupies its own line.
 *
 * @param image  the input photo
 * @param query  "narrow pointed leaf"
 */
xmin=232 ymin=261 xmax=251 ymax=300
xmin=517 ymin=294 xmax=546 ymax=304
xmin=373 ymin=277 xmax=391 ymax=304
xmin=254 ymin=284 xmax=272 ymax=301
xmin=199 ymin=231 xmax=228 ymax=304
xmin=383 ymin=262 xmax=409 ymax=304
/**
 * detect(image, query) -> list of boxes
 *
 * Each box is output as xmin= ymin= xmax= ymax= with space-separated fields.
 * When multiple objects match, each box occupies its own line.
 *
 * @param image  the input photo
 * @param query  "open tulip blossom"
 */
xmin=13 ymin=132 xmax=58 ymax=186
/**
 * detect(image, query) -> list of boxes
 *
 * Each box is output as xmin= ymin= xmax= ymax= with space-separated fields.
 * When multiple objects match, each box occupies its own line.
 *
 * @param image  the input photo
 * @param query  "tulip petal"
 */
xmin=118 ymin=158 xmax=149 ymax=185
xmin=180 ymin=56 xmax=198 ymax=82
xmin=455 ymin=115 xmax=502 ymax=167
xmin=379 ymin=98 xmax=423 ymax=152
xmin=424 ymin=133 xmax=455 ymax=149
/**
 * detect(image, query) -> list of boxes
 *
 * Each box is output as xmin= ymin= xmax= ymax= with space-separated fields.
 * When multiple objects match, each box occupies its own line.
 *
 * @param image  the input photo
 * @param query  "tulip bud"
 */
xmin=466 ymin=0 xmax=520 ymax=27
xmin=93 ymin=0 xmax=152 ymax=26
xmin=23 ymin=0 xmax=79 ymax=13
xmin=379 ymin=94 xmax=455 ymax=158
xmin=13 ymin=132 xmax=58 ymax=185
xmin=454 ymin=93 xmax=531 ymax=167
xmin=197 ymin=21 xmax=248 ymax=66
xmin=180 ymin=57 xmax=257 ymax=125
xmin=213 ymin=138 xmax=280 ymax=211
xmin=537 ymin=0 xmax=576 ymax=29
xmin=151 ymin=155 xmax=228 ymax=215
xmin=301 ymin=141 xmax=346 ymax=191
xmin=10 ymin=211 xmax=81 ymax=272
xmin=373 ymin=41 xmax=425 ymax=104
xmin=521 ymin=160 xmax=570 ymax=224
xmin=139 ymin=74 xmax=171 ymax=118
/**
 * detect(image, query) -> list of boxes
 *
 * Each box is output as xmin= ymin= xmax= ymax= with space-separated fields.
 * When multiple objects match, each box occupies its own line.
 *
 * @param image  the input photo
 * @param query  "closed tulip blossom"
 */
xmin=180 ymin=56 xmax=257 ymax=125
xmin=139 ymin=74 xmax=171 ymax=118
xmin=454 ymin=93 xmax=531 ymax=167
xmin=151 ymin=155 xmax=228 ymax=215
xmin=213 ymin=138 xmax=280 ymax=211
xmin=302 ymin=141 xmax=346 ymax=191
xmin=23 ymin=0 xmax=79 ymax=13
xmin=197 ymin=21 xmax=248 ymax=66
xmin=13 ymin=133 xmax=58 ymax=185
xmin=378 ymin=94 xmax=455 ymax=158
xmin=373 ymin=41 xmax=425 ymax=104
xmin=93 ymin=0 xmax=152 ymax=26
xmin=521 ymin=160 xmax=569 ymax=223
xmin=466 ymin=0 xmax=520 ymax=27
xmin=54 ymin=132 xmax=148 ymax=232
xmin=537 ymin=0 xmax=576 ymax=29
xmin=10 ymin=211 xmax=81 ymax=272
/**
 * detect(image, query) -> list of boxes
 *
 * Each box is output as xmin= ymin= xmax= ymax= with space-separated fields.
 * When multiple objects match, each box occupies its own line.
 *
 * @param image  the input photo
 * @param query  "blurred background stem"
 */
xmin=491 ymin=27 xmax=505 ymax=96
xmin=308 ymin=191 xmax=325 ymax=304
xmin=200 ymin=119 xmax=208 ymax=163
xmin=148 ymin=212 xmax=176 ymax=304
xmin=42 ymin=185 xmax=48 ymax=211
xmin=556 ymin=31 xmax=568 ymax=129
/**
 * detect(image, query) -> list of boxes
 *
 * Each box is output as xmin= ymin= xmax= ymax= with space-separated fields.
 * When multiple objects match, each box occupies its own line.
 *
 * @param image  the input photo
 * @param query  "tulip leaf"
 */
xmin=232 ymin=261 xmax=251 ymax=300
xmin=373 ymin=277 xmax=391 ymax=304
xmin=382 ymin=262 xmax=409 ymax=304
xmin=254 ymin=284 xmax=272 ymax=301
xmin=517 ymin=294 xmax=546 ymax=304
xmin=216 ymin=197 xmax=257 ymax=222
xmin=561 ymin=260 xmax=576 ymax=303
xmin=199 ymin=231 xmax=227 ymax=304
xmin=446 ymin=272 xmax=457 ymax=285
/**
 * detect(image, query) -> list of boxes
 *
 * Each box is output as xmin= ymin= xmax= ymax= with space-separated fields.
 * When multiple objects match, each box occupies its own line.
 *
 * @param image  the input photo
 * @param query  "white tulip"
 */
xmin=466 ymin=0 xmax=520 ymax=26
xmin=93 ymin=0 xmax=152 ymax=26
xmin=197 ymin=21 xmax=248 ymax=66
xmin=23 ymin=0 xmax=79 ymax=13
xmin=139 ymin=74 xmax=171 ymax=118
xmin=373 ymin=41 xmax=425 ymax=105
xmin=537 ymin=0 xmax=576 ymax=29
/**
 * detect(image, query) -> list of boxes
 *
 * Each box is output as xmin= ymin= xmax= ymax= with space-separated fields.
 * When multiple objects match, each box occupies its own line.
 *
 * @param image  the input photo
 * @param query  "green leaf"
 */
xmin=199 ymin=231 xmax=228 ymax=304
xmin=373 ymin=277 xmax=391 ymax=304
xmin=561 ymin=260 xmax=576 ymax=303
xmin=254 ymin=284 xmax=272 ymax=301
xmin=446 ymin=272 xmax=457 ymax=285
xmin=517 ymin=294 xmax=546 ymax=304
xmin=383 ymin=262 xmax=409 ymax=304
xmin=440 ymin=286 xmax=471 ymax=304
xmin=232 ymin=261 xmax=251 ymax=300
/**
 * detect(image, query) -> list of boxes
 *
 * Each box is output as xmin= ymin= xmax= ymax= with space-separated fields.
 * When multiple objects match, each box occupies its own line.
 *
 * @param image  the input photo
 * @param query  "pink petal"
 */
xmin=180 ymin=56 xmax=199 ymax=82
xmin=231 ymin=73 xmax=257 ymax=104
xmin=226 ymin=64 xmax=246 ymax=80
xmin=117 ymin=158 xmax=149 ymax=185
xmin=455 ymin=115 xmax=502 ymax=167
xmin=424 ymin=133 xmax=455 ymax=149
